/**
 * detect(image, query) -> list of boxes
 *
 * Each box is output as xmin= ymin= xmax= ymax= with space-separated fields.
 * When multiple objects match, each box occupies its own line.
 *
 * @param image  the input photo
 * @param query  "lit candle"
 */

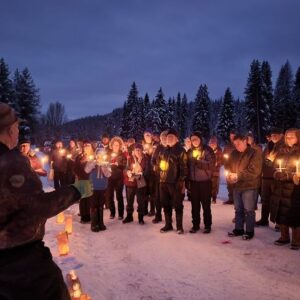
xmin=67 ymin=154 xmax=72 ymax=159
xmin=296 ymin=160 xmax=300 ymax=174
xmin=224 ymin=170 xmax=229 ymax=177
xmin=88 ymin=155 xmax=94 ymax=161
xmin=41 ymin=156 xmax=47 ymax=168
xmin=111 ymin=153 xmax=117 ymax=158
xmin=223 ymin=154 xmax=229 ymax=160
xmin=57 ymin=231 xmax=69 ymax=256
xmin=65 ymin=215 xmax=73 ymax=235
xmin=59 ymin=149 xmax=66 ymax=155
xmin=34 ymin=147 xmax=40 ymax=152
xmin=278 ymin=159 xmax=282 ymax=172
xmin=56 ymin=212 xmax=65 ymax=224
xmin=160 ymin=160 xmax=169 ymax=171
xmin=192 ymin=149 xmax=200 ymax=159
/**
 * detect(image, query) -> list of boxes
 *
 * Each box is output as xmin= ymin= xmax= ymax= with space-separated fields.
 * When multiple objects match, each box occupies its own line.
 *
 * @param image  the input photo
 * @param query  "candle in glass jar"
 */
xmin=65 ymin=215 xmax=73 ymax=234
xmin=56 ymin=212 xmax=65 ymax=224
xmin=278 ymin=159 xmax=282 ymax=172
xmin=57 ymin=231 xmax=69 ymax=256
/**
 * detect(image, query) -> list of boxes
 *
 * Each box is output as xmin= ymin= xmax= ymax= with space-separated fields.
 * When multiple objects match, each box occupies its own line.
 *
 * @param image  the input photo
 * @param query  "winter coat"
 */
xmin=223 ymin=142 xmax=235 ymax=169
xmin=187 ymin=145 xmax=216 ymax=182
xmin=227 ymin=145 xmax=262 ymax=191
xmin=210 ymin=146 xmax=223 ymax=176
xmin=262 ymin=138 xmax=285 ymax=179
xmin=286 ymin=184 xmax=300 ymax=227
xmin=270 ymin=145 xmax=298 ymax=224
xmin=156 ymin=142 xmax=188 ymax=184
xmin=123 ymin=155 xmax=149 ymax=188
xmin=107 ymin=150 xmax=127 ymax=181
xmin=0 ymin=142 xmax=81 ymax=250
xmin=50 ymin=148 xmax=68 ymax=173
xmin=88 ymin=164 xmax=110 ymax=191
xmin=74 ymin=154 xmax=90 ymax=180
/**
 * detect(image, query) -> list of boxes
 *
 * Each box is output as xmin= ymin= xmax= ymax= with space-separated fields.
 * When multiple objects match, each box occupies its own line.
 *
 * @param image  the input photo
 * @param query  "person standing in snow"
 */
xmin=227 ymin=133 xmax=262 ymax=240
xmin=0 ymin=102 xmax=90 ymax=300
xmin=208 ymin=136 xmax=223 ymax=204
xmin=85 ymin=147 xmax=112 ymax=232
xmin=187 ymin=132 xmax=216 ymax=234
xmin=156 ymin=129 xmax=188 ymax=234
xmin=151 ymin=130 xmax=168 ymax=223
xmin=106 ymin=136 xmax=127 ymax=220
xmin=142 ymin=129 xmax=157 ymax=217
xmin=123 ymin=143 xmax=149 ymax=224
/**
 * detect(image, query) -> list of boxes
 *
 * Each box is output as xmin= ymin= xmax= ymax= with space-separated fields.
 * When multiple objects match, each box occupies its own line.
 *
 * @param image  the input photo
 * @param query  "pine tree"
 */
xmin=273 ymin=61 xmax=295 ymax=129
xmin=192 ymin=84 xmax=210 ymax=140
xmin=166 ymin=97 xmax=176 ymax=129
xmin=143 ymin=93 xmax=152 ymax=130
xmin=217 ymin=88 xmax=235 ymax=143
xmin=145 ymin=100 xmax=160 ymax=134
xmin=14 ymin=68 xmax=40 ymax=130
xmin=244 ymin=59 xmax=268 ymax=143
xmin=0 ymin=58 xmax=15 ymax=108
xmin=261 ymin=61 xmax=273 ymax=130
xmin=178 ymin=93 xmax=188 ymax=139
xmin=175 ymin=92 xmax=182 ymax=130
xmin=152 ymin=87 xmax=168 ymax=132
xmin=293 ymin=67 xmax=300 ymax=127
xmin=121 ymin=101 xmax=130 ymax=138
xmin=210 ymin=98 xmax=222 ymax=136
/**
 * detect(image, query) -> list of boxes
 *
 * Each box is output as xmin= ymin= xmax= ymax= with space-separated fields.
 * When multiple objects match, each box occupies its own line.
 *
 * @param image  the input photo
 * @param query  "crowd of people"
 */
xmin=1 ymin=101 xmax=300 ymax=299
xmin=20 ymin=124 xmax=300 ymax=249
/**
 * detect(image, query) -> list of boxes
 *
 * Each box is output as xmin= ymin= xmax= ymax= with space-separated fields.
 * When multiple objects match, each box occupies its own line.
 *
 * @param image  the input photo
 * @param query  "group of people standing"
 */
xmin=18 ymin=124 xmax=300 ymax=249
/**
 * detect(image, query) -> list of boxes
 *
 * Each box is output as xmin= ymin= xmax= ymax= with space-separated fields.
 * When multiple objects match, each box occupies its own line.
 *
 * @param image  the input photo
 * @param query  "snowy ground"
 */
xmin=43 ymin=174 xmax=300 ymax=300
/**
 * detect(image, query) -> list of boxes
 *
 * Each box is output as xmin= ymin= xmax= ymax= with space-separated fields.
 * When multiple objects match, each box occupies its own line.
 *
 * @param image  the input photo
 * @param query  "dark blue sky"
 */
xmin=1 ymin=0 xmax=300 ymax=119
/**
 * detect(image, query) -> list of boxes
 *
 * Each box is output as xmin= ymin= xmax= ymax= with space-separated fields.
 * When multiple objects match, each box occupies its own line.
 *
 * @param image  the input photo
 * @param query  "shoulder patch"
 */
xmin=9 ymin=174 xmax=25 ymax=188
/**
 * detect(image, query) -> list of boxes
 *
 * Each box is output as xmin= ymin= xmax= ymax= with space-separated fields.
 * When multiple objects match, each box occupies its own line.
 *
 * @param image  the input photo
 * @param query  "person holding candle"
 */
xmin=270 ymin=128 xmax=300 ymax=246
xmin=208 ymin=136 xmax=223 ymax=204
xmin=85 ymin=147 xmax=112 ymax=232
xmin=142 ymin=129 xmax=157 ymax=217
xmin=256 ymin=128 xmax=284 ymax=227
xmin=151 ymin=130 xmax=169 ymax=223
xmin=0 ymin=102 xmax=91 ymax=300
xmin=223 ymin=129 xmax=237 ymax=205
xmin=19 ymin=137 xmax=47 ymax=177
xmin=188 ymin=132 xmax=216 ymax=233
xmin=227 ymin=133 xmax=262 ymax=240
xmin=65 ymin=139 xmax=79 ymax=185
xmin=50 ymin=140 xmax=68 ymax=190
xmin=107 ymin=136 xmax=127 ymax=220
xmin=156 ymin=128 xmax=188 ymax=234
xmin=74 ymin=140 xmax=94 ymax=223
xmin=123 ymin=143 xmax=149 ymax=224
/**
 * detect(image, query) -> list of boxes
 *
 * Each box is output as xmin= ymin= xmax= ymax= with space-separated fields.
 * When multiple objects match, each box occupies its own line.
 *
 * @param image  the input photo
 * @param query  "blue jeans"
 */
xmin=233 ymin=189 xmax=258 ymax=233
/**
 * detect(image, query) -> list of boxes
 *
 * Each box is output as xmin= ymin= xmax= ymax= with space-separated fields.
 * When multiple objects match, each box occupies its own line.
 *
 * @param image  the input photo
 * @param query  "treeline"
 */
xmin=120 ymin=60 xmax=300 ymax=144
xmin=1 ymin=57 xmax=299 ymax=145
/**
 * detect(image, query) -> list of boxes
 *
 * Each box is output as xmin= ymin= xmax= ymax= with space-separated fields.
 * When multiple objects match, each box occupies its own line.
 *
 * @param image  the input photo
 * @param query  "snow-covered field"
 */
xmin=43 ymin=176 xmax=300 ymax=300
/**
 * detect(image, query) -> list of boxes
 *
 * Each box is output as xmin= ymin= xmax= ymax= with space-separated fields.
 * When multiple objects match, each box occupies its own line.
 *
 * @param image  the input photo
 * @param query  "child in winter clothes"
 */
xmin=85 ymin=148 xmax=112 ymax=232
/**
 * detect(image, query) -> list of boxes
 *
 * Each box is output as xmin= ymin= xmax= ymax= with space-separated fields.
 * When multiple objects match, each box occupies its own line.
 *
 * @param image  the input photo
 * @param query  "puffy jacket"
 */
xmin=0 ymin=142 xmax=81 ymax=250
xmin=270 ymin=145 xmax=299 ymax=224
xmin=187 ymin=145 xmax=216 ymax=182
xmin=156 ymin=142 xmax=188 ymax=184
xmin=107 ymin=150 xmax=127 ymax=180
xmin=227 ymin=145 xmax=262 ymax=191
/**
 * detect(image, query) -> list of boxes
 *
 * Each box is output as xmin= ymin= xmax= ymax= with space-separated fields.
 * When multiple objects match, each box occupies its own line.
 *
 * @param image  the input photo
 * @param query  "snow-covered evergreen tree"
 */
xmin=14 ymin=68 xmax=40 ymax=130
xmin=234 ymin=98 xmax=247 ymax=134
xmin=145 ymin=100 xmax=160 ymax=134
xmin=143 ymin=93 xmax=152 ymax=130
xmin=217 ymin=88 xmax=235 ymax=143
xmin=244 ymin=59 xmax=268 ymax=143
xmin=192 ymin=84 xmax=210 ymax=140
xmin=261 ymin=61 xmax=273 ymax=130
xmin=152 ymin=87 xmax=168 ymax=132
xmin=178 ymin=93 xmax=188 ymax=139
xmin=121 ymin=101 xmax=130 ymax=138
xmin=273 ymin=61 xmax=295 ymax=129
xmin=166 ymin=97 xmax=176 ymax=129
xmin=210 ymin=98 xmax=222 ymax=136
xmin=0 ymin=58 xmax=15 ymax=108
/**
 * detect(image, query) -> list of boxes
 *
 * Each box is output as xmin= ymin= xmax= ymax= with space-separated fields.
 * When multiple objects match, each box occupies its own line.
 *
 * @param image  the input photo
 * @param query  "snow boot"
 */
xmin=228 ymin=229 xmax=244 ymax=237
xmin=242 ymin=231 xmax=254 ymax=240
xmin=98 ymin=207 xmax=106 ymax=231
xmin=160 ymin=212 xmax=173 ymax=233
xmin=290 ymin=227 xmax=300 ymax=250
xmin=122 ymin=214 xmax=133 ymax=224
xmin=138 ymin=214 xmax=145 ymax=225
xmin=90 ymin=208 xmax=100 ymax=232
xmin=176 ymin=212 xmax=184 ymax=234
xmin=274 ymin=224 xmax=290 ymax=245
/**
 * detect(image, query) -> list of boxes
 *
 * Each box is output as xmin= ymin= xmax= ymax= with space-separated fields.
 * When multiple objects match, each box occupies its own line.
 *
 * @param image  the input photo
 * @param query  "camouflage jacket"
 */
xmin=0 ymin=142 xmax=81 ymax=250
